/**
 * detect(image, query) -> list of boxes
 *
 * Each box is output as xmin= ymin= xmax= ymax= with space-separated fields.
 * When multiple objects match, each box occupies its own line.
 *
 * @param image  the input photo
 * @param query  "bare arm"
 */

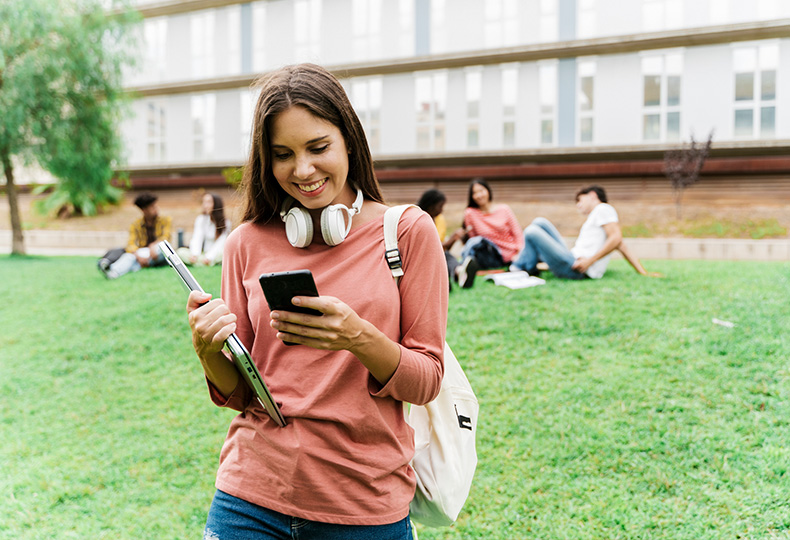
xmin=618 ymin=240 xmax=663 ymax=277
xmin=572 ymin=222 xmax=623 ymax=274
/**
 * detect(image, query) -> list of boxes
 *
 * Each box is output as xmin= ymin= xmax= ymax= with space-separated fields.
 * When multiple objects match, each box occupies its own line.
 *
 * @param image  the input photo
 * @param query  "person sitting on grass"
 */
xmin=176 ymin=192 xmax=231 ymax=266
xmin=445 ymin=178 xmax=524 ymax=288
xmin=97 ymin=192 xmax=172 ymax=280
xmin=417 ymin=188 xmax=462 ymax=289
xmin=510 ymin=184 xmax=660 ymax=279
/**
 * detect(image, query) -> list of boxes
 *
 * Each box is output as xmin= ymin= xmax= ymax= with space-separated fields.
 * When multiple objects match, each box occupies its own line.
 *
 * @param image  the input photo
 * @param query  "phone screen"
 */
xmin=259 ymin=270 xmax=321 ymax=317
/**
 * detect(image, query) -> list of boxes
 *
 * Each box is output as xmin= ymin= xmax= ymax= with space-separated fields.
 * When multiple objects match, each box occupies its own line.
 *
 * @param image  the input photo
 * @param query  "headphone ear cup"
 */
xmin=320 ymin=206 xmax=348 ymax=246
xmin=284 ymin=207 xmax=313 ymax=248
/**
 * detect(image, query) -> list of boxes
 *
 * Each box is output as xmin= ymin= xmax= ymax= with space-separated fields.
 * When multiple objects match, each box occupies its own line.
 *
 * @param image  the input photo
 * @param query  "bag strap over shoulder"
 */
xmin=383 ymin=204 xmax=417 ymax=279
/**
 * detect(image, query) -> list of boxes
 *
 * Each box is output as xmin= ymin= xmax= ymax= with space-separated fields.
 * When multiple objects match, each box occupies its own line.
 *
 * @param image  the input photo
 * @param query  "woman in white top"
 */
xmin=178 ymin=192 xmax=231 ymax=266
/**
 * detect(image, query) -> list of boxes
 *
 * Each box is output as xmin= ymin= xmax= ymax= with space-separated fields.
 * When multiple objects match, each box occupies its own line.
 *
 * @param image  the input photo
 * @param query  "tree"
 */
xmin=0 ymin=0 xmax=138 ymax=254
xmin=663 ymin=131 xmax=713 ymax=219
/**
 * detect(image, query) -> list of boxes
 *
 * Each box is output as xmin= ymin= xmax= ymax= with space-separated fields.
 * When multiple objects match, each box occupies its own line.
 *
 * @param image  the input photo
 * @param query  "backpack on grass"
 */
xmin=383 ymin=205 xmax=479 ymax=527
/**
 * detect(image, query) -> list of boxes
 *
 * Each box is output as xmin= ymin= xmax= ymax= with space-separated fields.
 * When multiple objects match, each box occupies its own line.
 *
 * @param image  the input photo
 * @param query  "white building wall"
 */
xmin=214 ymin=90 xmax=243 ymax=162
xmin=380 ymin=74 xmax=415 ymax=154
xmin=479 ymin=65 xmax=503 ymax=150
xmin=167 ymin=14 xmax=190 ymax=82
xmin=444 ymin=70 xmax=466 ymax=152
xmin=517 ymin=63 xmax=540 ymax=148
xmin=120 ymin=1 xmax=790 ymax=168
xmin=778 ymin=39 xmax=790 ymax=139
xmin=167 ymin=96 xmax=191 ymax=163
xmin=595 ymin=54 xmax=642 ymax=145
xmin=596 ymin=0 xmax=641 ymax=38
xmin=684 ymin=44 xmax=732 ymax=141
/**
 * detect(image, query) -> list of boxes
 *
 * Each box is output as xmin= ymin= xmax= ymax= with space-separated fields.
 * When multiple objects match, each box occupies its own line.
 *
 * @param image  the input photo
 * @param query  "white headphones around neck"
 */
xmin=280 ymin=189 xmax=364 ymax=248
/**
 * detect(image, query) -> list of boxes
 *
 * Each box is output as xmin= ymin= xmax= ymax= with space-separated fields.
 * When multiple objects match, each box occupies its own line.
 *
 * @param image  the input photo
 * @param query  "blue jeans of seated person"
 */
xmin=511 ymin=217 xmax=586 ymax=280
xmin=204 ymin=489 xmax=414 ymax=540
xmin=460 ymin=236 xmax=505 ymax=269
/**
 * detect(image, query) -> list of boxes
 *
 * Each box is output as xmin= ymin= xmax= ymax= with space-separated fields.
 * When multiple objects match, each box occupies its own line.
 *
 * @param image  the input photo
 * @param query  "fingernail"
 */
xmin=291 ymin=297 xmax=301 ymax=305
xmin=271 ymin=312 xmax=280 ymax=320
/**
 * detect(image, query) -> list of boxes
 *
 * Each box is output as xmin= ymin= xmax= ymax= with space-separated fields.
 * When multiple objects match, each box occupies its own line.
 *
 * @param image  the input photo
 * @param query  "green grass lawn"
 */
xmin=1 ymin=256 xmax=789 ymax=539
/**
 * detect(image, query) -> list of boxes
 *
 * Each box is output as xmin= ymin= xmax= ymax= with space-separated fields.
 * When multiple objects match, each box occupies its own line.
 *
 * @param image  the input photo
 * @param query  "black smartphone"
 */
xmin=259 ymin=270 xmax=322 ymax=317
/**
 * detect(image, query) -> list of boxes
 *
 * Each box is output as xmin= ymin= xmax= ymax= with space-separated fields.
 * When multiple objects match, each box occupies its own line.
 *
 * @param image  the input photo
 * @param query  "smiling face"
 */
xmin=269 ymin=105 xmax=354 ymax=211
xmin=201 ymin=193 xmax=214 ymax=215
xmin=471 ymin=182 xmax=491 ymax=210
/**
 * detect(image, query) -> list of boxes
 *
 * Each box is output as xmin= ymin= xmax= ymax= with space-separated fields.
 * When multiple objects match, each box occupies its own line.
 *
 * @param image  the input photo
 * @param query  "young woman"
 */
xmin=185 ymin=63 xmax=447 ymax=540
xmin=456 ymin=178 xmax=524 ymax=271
xmin=178 ymin=192 xmax=231 ymax=266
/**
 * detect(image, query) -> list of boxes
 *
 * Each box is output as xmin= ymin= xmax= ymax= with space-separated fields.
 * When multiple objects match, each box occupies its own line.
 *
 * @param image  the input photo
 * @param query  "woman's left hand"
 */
xmin=269 ymin=295 xmax=368 ymax=352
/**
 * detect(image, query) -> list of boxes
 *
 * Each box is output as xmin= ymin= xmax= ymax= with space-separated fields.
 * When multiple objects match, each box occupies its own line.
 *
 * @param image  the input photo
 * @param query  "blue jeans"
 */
xmin=109 ymin=248 xmax=166 ymax=278
xmin=460 ymin=236 xmax=505 ymax=269
xmin=204 ymin=490 xmax=414 ymax=540
xmin=511 ymin=218 xmax=586 ymax=280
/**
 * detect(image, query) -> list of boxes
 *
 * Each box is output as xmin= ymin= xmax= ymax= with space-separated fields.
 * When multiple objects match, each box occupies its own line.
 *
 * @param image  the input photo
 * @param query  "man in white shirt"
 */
xmin=510 ymin=185 xmax=657 ymax=279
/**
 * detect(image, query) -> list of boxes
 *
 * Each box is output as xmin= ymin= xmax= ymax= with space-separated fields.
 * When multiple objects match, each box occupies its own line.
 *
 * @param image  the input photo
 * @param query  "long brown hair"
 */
xmin=240 ymin=63 xmax=384 ymax=223
xmin=207 ymin=193 xmax=227 ymax=238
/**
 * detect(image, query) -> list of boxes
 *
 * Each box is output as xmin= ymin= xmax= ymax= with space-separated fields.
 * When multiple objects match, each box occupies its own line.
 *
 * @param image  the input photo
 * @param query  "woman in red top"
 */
xmin=185 ymin=64 xmax=447 ymax=540
xmin=447 ymin=178 xmax=524 ymax=287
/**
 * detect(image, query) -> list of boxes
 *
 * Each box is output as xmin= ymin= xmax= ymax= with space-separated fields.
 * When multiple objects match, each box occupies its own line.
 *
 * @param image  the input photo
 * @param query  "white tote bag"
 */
xmin=384 ymin=205 xmax=479 ymax=527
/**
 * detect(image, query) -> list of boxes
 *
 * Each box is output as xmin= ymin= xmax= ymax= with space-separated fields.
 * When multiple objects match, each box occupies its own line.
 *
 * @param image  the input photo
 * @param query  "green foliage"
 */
xmin=222 ymin=167 xmax=245 ymax=188
xmin=1 ymin=257 xmax=790 ymax=539
xmin=0 ymin=0 xmax=140 ymax=215
xmin=622 ymin=218 xmax=788 ymax=239
xmin=683 ymin=218 xmax=787 ymax=240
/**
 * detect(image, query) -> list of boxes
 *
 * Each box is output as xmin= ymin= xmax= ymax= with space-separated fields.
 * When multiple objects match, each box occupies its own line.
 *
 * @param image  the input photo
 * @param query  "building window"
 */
xmin=642 ymin=53 xmax=682 ymax=142
xmin=578 ymin=61 xmax=595 ymax=144
xmin=430 ymin=0 xmax=447 ymax=54
xmin=351 ymin=78 xmax=382 ymax=152
xmin=222 ymin=6 xmax=242 ymax=77
xmin=191 ymin=11 xmax=215 ymax=79
xmin=240 ymin=89 xmax=258 ymax=157
xmin=539 ymin=0 xmax=558 ymax=42
xmin=352 ymin=0 xmax=382 ymax=61
xmin=252 ymin=3 xmax=267 ymax=72
xmin=642 ymin=0 xmax=682 ymax=32
xmin=485 ymin=0 xmax=518 ymax=48
xmin=577 ymin=0 xmax=596 ymax=39
xmin=415 ymin=72 xmax=447 ymax=152
xmin=294 ymin=0 xmax=322 ymax=62
xmin=465 ymin=69 xmax=482 ymax=149
xmin=539 ymin=62 xmax=557 ymax=145
xmin=146 ymin=100 xmax=166 ymax=162
xmin=397 ymin=0 xmax=415 ymax=56
xmin=501 ymin=66 xmax=518 ymax=148
xmin=192 ymin=94 xmax=216 ymax=160
xmin=733 ymin=44 xmax=777 ymax=138
xmin=142 ymin=18 xmax=167 ymax=82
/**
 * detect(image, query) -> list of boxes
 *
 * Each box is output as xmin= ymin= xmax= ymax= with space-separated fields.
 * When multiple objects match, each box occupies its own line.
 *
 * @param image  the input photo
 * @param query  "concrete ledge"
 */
xmin=614 ymin=237 xmax=790 ymax=261
xmin=0 ymin=230 xmax=128 ymax=257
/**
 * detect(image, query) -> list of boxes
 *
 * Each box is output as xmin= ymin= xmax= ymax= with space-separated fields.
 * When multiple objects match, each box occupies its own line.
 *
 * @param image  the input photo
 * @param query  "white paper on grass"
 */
xmin=483 ymin=271 xmax=546 ymax=290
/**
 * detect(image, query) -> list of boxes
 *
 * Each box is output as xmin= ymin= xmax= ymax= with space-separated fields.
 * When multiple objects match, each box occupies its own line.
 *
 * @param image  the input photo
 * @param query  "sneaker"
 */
xmin=97 ymin=258 xmax=111 ymax=279
xmin=457 ymin=256 xmax=480 ymax=289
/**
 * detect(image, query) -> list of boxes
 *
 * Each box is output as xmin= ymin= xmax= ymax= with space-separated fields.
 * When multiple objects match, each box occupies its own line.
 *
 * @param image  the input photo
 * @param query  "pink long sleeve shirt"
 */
xmin=463 ymin=204 xmax=524 ymax=263
xmin=208 ymin=208 xmax=448 ymax=525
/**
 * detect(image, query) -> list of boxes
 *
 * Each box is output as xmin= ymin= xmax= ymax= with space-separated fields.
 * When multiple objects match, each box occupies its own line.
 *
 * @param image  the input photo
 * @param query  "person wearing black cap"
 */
xmin=97 ymin=192 xmax=172 ymax=279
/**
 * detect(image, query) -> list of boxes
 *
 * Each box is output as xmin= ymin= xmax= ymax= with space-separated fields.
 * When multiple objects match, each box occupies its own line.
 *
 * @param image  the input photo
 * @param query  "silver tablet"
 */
xmin=159 ymin=240 xmax=286 ymax=427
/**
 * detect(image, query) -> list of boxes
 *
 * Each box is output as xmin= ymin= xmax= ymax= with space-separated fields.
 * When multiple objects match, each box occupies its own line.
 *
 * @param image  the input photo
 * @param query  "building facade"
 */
xmin=121 ymin=0 xmax=790 ymax=203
